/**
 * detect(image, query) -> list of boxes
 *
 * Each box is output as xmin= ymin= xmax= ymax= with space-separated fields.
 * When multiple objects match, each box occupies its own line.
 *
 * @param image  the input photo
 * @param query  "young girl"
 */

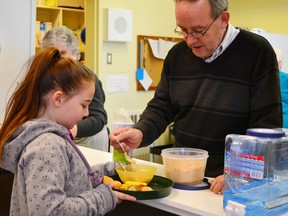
xmin=41 ymin=26 xmax=109 ymax=151
xmin=0 ymin=47 xmax=136 ymax=216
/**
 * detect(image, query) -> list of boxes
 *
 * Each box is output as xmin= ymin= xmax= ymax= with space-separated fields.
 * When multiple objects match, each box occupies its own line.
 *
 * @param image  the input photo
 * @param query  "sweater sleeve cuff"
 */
xmin=134 ymin=123 xmax=157 ymax=147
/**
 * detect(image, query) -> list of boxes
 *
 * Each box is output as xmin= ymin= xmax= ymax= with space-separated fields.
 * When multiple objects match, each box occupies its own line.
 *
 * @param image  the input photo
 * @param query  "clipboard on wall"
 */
xmin=136 ymin=35 xmax=182 ymax=91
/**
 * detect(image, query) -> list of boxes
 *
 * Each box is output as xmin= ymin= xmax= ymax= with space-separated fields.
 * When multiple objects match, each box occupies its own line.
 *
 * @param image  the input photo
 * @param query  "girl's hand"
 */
xmin=113 ymin=191 xmax=137 ymax=204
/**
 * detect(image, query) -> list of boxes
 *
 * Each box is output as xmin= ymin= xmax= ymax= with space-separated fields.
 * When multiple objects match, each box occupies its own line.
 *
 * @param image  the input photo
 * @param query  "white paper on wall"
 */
xmin=148 ymin=38 xmax=176 ymax=60
xmin=106 ymin=75 xmax=129 ymax=93
xmin=138 ymin=69 xmax=152 ymax=91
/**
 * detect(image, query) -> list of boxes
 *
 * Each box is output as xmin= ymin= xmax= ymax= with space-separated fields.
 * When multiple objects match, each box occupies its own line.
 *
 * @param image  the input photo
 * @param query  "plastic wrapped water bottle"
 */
xmin=224 ymin=128 xmax=288 ymax=215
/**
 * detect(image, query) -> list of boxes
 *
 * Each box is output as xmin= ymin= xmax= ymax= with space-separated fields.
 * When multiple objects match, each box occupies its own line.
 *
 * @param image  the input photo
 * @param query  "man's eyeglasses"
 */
xmin=174 ymin=16 xmax=218 ymax=39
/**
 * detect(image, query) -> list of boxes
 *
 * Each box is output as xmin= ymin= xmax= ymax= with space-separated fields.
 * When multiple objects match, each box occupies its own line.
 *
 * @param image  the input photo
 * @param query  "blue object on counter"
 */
xmin=173 ymin=178 xmax=210 ymax=190
xmin=246 ymin=128 xmax=285 ymax=138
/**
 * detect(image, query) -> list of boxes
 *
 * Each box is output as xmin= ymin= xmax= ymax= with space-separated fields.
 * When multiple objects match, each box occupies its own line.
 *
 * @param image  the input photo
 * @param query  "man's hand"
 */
xmin=109 ymin=128 xmax=143 ymax=152
xmin=210 ymin=174 xmax=224 ymax=194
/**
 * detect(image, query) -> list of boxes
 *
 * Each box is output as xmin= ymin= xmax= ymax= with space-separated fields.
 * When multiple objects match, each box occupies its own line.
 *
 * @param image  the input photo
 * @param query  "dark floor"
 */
xmin=106 ymin=200 xmax=179 ymax=216
xmin=0 ymin=168 xmax=13 ymax=216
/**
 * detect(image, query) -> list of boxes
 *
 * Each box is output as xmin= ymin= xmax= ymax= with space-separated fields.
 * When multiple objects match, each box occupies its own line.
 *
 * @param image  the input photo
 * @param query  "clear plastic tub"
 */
xmin=161 ymin=148 xmax=208 ymax=185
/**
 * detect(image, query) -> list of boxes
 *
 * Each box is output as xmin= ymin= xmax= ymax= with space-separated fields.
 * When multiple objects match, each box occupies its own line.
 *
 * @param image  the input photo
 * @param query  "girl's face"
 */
xmin=52 ymin=81 xmax=95 ymax=130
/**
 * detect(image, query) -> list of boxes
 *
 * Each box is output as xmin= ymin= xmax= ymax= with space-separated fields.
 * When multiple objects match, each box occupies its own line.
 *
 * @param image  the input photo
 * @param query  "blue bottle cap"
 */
xmin=246 ymin=128 xmax=285 ymax=138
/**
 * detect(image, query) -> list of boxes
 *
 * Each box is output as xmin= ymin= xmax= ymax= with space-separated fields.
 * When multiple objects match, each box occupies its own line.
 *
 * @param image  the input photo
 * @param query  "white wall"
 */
xmin=251 ymin=30 xmax=288 ymax=73
xmin=262 ymin=33 xmax=288 ymax=73
xmin=0 ymin=0 xmax=35 ymax=122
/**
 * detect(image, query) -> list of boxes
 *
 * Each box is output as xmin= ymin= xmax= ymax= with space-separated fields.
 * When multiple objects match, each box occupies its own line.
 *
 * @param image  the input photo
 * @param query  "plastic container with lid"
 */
xmin=161 ymin=148 xmax=209 ymax=186
xmin=223 ymin=128 xmax=288 ymax=216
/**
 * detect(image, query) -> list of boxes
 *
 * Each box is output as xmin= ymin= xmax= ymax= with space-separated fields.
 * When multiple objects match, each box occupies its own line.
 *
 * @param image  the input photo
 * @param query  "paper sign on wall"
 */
xmin=107 ymin=75 xmax=129 ymax=93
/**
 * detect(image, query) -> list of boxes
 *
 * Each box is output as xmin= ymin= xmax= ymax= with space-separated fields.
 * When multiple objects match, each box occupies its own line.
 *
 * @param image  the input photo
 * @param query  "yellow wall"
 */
xmin=229 ymin=0 xmax=288 ymax=34
xmin=92 ymin=0 xmax=176 ymax=144
xmin=85 ymin=0 xmax=288 ymax=144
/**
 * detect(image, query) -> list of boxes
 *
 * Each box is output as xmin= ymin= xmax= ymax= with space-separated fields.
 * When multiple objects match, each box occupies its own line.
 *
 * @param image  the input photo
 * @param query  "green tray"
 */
xmin=110 ymin=175 xmax=173 ymax=200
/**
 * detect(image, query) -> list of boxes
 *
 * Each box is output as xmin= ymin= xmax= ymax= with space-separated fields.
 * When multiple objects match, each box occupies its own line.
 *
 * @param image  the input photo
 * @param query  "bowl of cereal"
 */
xmin=161 ymin=148 xmax=208 ymax=185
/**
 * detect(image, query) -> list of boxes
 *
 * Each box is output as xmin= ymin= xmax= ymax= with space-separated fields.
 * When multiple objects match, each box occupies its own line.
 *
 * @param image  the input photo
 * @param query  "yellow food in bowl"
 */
xmin=116 ymin=164 xmax=157 ymax=184
xmin=119 ymin=181 xmax=153 ymax=191
xmin=103 ymin=176 xmax=154 ymax=191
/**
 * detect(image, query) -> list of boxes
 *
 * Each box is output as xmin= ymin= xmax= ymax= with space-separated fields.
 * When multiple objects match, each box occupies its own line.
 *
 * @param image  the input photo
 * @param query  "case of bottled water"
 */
xmin=223 ymin=128 xmax=288 ymax=216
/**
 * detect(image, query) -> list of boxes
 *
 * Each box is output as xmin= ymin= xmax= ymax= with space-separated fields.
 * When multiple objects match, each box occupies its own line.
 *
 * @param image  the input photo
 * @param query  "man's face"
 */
xmin=175 ymin=0 xmax=229 ymax=59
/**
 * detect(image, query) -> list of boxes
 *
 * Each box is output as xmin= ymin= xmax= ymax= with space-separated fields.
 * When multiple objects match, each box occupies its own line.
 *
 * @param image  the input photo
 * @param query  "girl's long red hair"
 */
xmin=0 ymin=47 xmax=94 ymax=162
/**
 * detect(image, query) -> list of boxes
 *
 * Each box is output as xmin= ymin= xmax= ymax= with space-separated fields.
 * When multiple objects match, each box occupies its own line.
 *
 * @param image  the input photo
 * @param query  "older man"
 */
xmin=110 ymin=0 xmax=282 ymax=194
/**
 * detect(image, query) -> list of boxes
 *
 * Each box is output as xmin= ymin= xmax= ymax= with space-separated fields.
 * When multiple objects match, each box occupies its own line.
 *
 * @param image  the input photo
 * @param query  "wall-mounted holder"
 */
xmin=104 ymin=8 xmax=132 ymax=42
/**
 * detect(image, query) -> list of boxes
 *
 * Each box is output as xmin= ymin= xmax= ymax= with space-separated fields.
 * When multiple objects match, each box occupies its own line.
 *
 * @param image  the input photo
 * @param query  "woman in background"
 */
xmin=0 ymin=47 xmax=135 ymax=216
xmin=42 ymin=26 xmax=109 ymax=151
xmin=275 ymin=47 xmax=288 ymax=128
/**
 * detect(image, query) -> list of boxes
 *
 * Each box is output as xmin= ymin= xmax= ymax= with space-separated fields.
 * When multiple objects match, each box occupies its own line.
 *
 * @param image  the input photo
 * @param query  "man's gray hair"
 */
xmin=209 ymin=0 xmax=228 ymax=18
xmin=175 ymin=0 xmax=228 ymax=19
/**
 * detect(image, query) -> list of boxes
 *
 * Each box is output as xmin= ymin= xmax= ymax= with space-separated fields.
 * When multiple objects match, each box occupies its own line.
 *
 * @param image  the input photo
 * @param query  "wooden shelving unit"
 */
xmin=36 ymin=4 xmax=85 ymax=56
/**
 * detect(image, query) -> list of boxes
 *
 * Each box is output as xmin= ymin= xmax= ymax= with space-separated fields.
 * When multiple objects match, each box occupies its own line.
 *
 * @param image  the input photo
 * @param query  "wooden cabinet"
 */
xmin=36 ymin=4 xmax=85 ymax=56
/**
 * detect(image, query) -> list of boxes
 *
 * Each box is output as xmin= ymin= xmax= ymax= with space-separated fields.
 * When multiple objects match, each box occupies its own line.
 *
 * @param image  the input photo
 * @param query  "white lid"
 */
xmin=161 ymin=148 xmax=209 ymax=159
